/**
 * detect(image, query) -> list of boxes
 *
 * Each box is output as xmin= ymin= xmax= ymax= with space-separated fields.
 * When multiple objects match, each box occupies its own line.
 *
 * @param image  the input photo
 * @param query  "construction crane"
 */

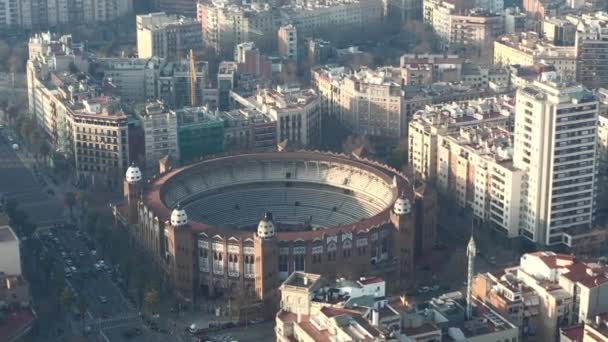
xmin=190 ymin=49 xmax=198 ymax=107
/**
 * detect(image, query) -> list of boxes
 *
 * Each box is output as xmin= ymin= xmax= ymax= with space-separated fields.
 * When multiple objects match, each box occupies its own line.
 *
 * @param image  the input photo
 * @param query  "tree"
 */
xmin=342 ymin=135 xmax=375 ymax=155
xmin=60 ymin=287 xmax=75 ymax=313
xmin=5 ymin=104 xmax=20 ymax=127
xmin=5 ymin=199 xmax=18 ymax=217
xmin=134 ymin=270 xmax=146 ymax=309
xmin=77 ymin=295 xmax=89 ymax=333
xmin=39 ymin=142 xmax=51 ymax=165
xmin=388 ymin=138 xmax=408 ymax=171
xmin=20 ymin=222 xmax=36 ymax=239
xmin=75 ymin=191 xmax=88 ymax=211
xmin=0 ymin=40 xmax=10 ymax=70
xmin=64 ymin=192 xmax=77 ymax=219
xmin=144 ymin=287 xmax=160 ymax=312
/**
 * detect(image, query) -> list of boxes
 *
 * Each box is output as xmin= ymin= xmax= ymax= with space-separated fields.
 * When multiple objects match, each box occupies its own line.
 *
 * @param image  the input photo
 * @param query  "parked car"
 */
xmin=417 ymin=286 xmax=430 ymax=294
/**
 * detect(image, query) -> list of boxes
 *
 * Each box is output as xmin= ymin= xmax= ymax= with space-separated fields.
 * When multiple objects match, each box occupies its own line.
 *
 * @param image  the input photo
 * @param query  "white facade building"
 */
xmin=138 ymin=100 xmax=179 ymax=169
xmin=514 ymin=80 xmax=598 ymax=245
xmin=136 ymin=12 xmax=203 ymax=60
xmin=231 ymin=86 xmax=322 ymax=148
xmin=0 ymin=226 xmax=21 ymax=276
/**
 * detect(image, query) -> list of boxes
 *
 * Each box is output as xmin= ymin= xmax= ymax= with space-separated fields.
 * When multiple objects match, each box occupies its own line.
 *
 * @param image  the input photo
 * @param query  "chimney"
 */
xmin=371 ymin=309 xmax=379 ymax=327
xmin=596 ymin=315 xmax=602 ymax=327
xmin=297 ymin=311 xmax=302 ymax=323
xmin=303 ymin=276 xmax=308 ymax=286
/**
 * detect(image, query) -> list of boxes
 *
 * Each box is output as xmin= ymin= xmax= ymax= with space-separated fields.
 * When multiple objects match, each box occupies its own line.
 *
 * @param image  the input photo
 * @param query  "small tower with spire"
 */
xmin=254 ymin=212 xmax=279 ymax=311
xmin=390 ymin=192 xmax=415 ymax=290
xmin=165 ymin=204 xmax=195 ymax=302
xmin=124 ymin=163 xmax=142 ymax=224
xmin=466 ymin=232 xmax=477 ymax=320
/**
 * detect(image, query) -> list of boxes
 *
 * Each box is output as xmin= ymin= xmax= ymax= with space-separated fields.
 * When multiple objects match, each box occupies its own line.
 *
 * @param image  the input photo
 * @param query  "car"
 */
xmin=66 ymin=259 xmax=73 ymax=266
xmin=65 ymin=272 xmax=72 ymax=278
xmin=70 ymin=266 xmax=77 ymax=273
xmin=91 ymin=250 xmax=97 ymax=256
xmin=189 ymin=324 xmax=202 ymax=335
xmin=430 ymin=285 xmax=440 ymax=292
xmin=417 ymin=286 xmax=430 ymax=294
xmin=98 ymin=296 xmax=108 ymax=304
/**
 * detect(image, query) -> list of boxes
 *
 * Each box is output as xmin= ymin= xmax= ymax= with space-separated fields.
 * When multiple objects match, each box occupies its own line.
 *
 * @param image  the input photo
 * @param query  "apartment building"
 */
xmin=513 ymin=80 xmax=598 ymax=246
xmin=312 ymin=65 xmax=405 ymax=142
xmin=426 ymin=0 xmax=504 ymax=50
xmin=402 ymin=82 xmax=510 ymax=120
xmin=278 ymin=24 xmax=298 ymax=61
xmin=473 ymin=271 xmax=542 ymax=338
xmin=493 ymin=32 xmax=577 ymax=80
xmin=277 ymin=271 xmax=518 ymax=342
xmin=437 ymin=127 xmax=524 ymax=237
xmin=543 ymin=17 xmax=576 ymax=46
xmin=561 ymin=315 xmax=608 ymax=342
xmin=231 ymin=86 xmax=321 ymax=148
xmin=0 ymin=0 xmax=19 ymax=28
xmin=198 ymin=0 xmax=382 ymax=57
xmin=136 ymin=12 xmax=203 ymax=60
xmin=597 ymin=89 xmax=608 ymax=213
xmin=15 ymin=0 xmax=132 ymax=29
xmin=197 ymin=0 xmax=279 ymax=57
xmin=217 ymin=61 xmax=238 ymax=110
xmin=175 ymin=106 xmax=224 ymax=163
xmin=504 ymin=7 xmax=526 ymax=34
xmin=154 ymin=0 xmax=198 ymax=16
xmin=575 ymin=12 xmax=608 ymax=88
xmin=408 ymin=97 xmax=514 ymax=181
xmin=221 ymin=108 xmax=277 ymax=152
xmin=476 ymin=252 xmax=608 ymax=342
xmin=284 ymin=0 xmax=383 ymax=40
xmin=96 ymin=57 xmax=160 ymax=103
xmin=70 ymin=96 xmax=130 ymax=187
xmin=276 ymin=272 xmax=398 ymax=342
xmin=157 ymin=58 xmax=209 ymax=109
xmin=136 ymin=101 xmax=179 ymax=170
xmin=448 ymin=10 xmax=504 ymax=48
xmin=386 ymin=0 xmax=422 ymax=24
xmin=400 ymin=53 xmax=464 ymax=85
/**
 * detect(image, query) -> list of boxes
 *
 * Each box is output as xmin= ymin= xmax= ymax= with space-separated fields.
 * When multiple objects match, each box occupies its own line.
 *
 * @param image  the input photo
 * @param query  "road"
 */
xmin=0 ymin=133 xmax=65 ymax=227
xmin=0 ymin=130 xmax=176 ymax=341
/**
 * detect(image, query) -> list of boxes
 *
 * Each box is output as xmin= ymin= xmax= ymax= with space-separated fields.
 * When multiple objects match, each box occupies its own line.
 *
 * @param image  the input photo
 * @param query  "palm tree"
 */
xmin=64 ymin=192 xmax=77 ymax=219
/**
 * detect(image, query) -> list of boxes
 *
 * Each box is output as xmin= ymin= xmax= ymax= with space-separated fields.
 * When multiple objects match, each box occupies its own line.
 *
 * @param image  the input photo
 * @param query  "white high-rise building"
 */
xmin=514 ymin=79 xmax=598 ymax=246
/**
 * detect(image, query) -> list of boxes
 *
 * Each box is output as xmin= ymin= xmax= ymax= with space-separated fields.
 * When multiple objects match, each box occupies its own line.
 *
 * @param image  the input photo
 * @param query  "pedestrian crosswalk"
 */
xmin=86 ymin=312 xmax=142 ymax=331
